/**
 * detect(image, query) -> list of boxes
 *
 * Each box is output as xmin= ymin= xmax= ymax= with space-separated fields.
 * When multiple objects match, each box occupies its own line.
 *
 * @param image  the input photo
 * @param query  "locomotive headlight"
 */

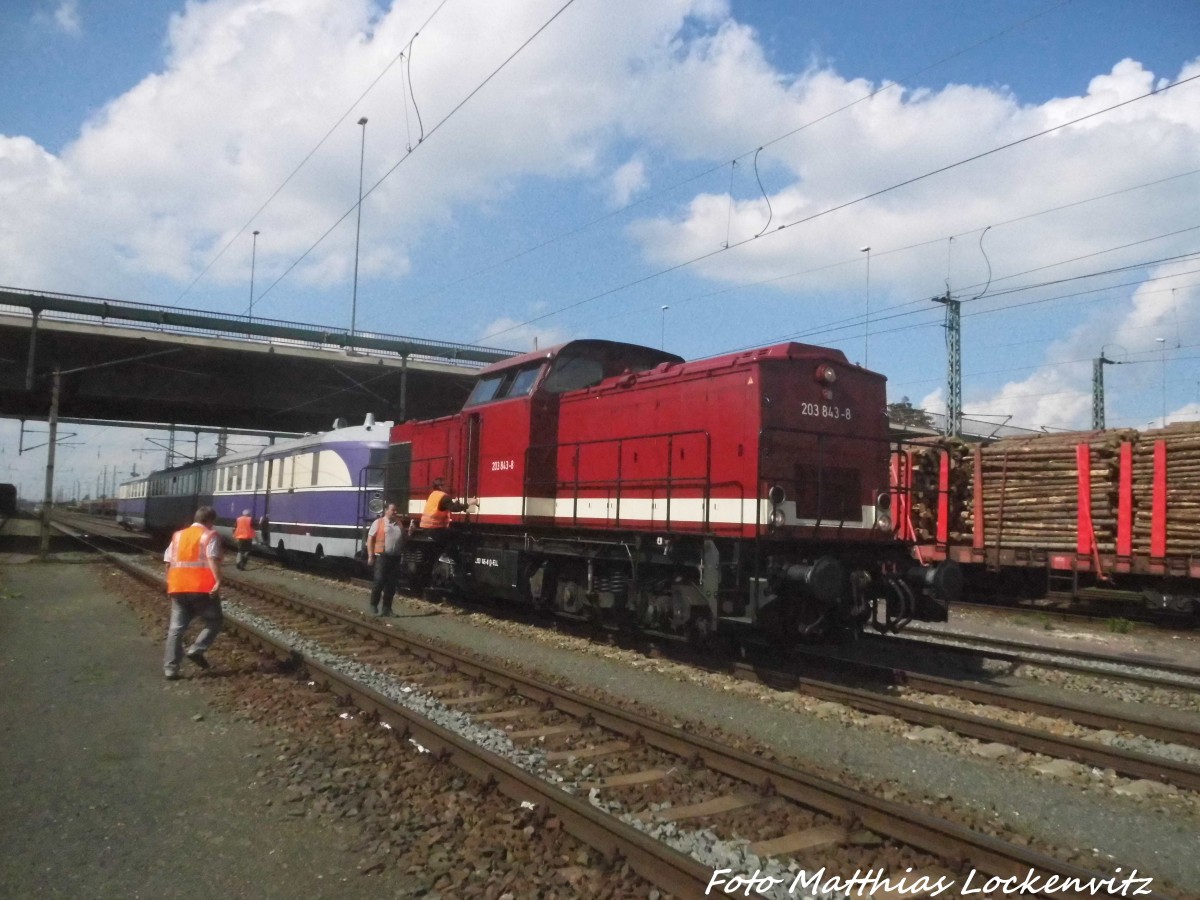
xmin=768 ymin=484 xmax=786 ymax=506
xmin=770 ymin=507 xmax=787 ymax=527
xmin=814 ymin=364 xmax=837 ymax=385
xmin=874 ymin=491 xmax=892 ymax=530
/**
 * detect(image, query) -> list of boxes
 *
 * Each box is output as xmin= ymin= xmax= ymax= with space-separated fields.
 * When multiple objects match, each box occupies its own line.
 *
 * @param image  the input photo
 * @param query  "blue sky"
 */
xmin=1 ymin=0 xmax=1198 ymax=499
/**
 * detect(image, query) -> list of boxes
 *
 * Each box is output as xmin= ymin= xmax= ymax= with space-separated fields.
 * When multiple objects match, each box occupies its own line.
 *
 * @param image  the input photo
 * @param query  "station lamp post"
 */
xmin=248 ymin=229 xmax=260 ymax=319
xmin=350 ymin=116 xmax=368 ymax=349
xmin=860 ymin=246 xmax=871 ymax=367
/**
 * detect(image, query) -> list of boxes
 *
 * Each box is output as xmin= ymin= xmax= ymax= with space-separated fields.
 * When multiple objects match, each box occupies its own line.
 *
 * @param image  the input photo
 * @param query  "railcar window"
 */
xmin=311 ymin=452 xmax=321 ymax=486
xmin=367 ymin=449 xmax=387 ymax=487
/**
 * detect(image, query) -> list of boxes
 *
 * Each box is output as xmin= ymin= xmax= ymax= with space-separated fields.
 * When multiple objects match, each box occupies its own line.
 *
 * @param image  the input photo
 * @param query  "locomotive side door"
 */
xmin=464 ymin=413 xmax=482 ymax=503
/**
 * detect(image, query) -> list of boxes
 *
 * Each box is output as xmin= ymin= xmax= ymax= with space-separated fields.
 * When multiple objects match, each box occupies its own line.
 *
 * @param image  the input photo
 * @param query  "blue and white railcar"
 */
xmin=118 ymin=459 xmax=214 ymax=537
xmin=210 ymin=418 xmax=392 ymax=561
xmin=116 ymin=476 xmax=149 ymax=530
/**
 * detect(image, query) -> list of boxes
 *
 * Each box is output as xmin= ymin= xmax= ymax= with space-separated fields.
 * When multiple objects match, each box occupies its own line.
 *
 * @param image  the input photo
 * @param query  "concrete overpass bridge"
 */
xmin=0 ymin=287 xmax=518 ymax=437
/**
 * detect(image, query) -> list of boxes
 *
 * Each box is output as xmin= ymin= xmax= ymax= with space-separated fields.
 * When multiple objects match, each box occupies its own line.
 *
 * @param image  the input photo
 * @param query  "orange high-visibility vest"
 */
xmin=234 ymin=515 xmax=255 ymax=540
xmin=369 ymin=517 xmax=390 ymax=554
xmin=167 ymin=525 xmax=219 ymax=594
xmin=419 ymin=491 xmax=450 ymax=529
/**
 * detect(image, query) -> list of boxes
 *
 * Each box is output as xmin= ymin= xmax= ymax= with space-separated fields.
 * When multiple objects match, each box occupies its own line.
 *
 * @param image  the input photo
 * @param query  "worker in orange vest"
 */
xmin=162 ymin=506 xmax=224 ymax=680
xmin=410 ymin=478 xmax=477 ymax=593
xmin=233 ymin=508 xmax=255 ymax=570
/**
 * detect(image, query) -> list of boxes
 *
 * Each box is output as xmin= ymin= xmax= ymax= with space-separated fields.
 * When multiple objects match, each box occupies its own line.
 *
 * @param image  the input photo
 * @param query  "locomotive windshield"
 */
xmin=465 ymin=340 xmax=681 ymax=405
xmin=542 ymin=344 xmax=679 ymax=394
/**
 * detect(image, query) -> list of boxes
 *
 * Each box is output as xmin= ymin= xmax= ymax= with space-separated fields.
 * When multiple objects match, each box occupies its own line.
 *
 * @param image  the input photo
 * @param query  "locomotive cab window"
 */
xmin=505 ymin=365 xmax=543 ymax=398
xmin=466 ymin=364 xmax=544 ymax=406
xmin=466 ymin=374 xmax=506 ymax=407
xmin=542 ymin=355 xmax=604 ymax=394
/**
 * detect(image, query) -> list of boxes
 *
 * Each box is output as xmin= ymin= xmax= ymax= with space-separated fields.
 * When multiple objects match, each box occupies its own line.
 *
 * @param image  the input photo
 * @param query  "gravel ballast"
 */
xmin=233 ymin=561 xmax=1200 ymax=893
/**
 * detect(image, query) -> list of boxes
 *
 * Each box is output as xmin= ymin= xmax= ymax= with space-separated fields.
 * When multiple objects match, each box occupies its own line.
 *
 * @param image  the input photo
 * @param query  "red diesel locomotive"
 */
xmin=383 ymin=339 xmax=959 ymax=642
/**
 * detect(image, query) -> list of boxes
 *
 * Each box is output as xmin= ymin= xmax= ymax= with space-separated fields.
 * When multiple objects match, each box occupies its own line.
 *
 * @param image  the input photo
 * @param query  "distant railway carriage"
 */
xmin=385 ymin=339 xmax=958 ymax=643
xmin=124 ymin=459 xmax=211 ymax=538
xmin=116 ymin=477 xmax=148 ymax=530
xmin=117 ymin=418 xmax=391 ymax=561
xmin=0 ymin=483 xmax=17 ymax=518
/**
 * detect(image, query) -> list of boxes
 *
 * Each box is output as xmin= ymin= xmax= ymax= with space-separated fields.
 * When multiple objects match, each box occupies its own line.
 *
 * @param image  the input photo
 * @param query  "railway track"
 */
xmin=953 ymin=596 xmax=1198 ymax=630
xmin=48 ymin=518 xmax=1184 ymax=897
xmin=50 ymin=512 xmax=1200 ymax=788
xmin=891 ymin=625 xmax=1200 ymax=690
xmin=313 ymin=567 xmax=1200 ymax=789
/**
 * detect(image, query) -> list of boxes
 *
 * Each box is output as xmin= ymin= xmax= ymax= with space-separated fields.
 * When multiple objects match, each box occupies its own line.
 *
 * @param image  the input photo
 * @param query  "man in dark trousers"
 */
xmin=233 ymin=508 xmax=255 ymax=569
xmin=163 ymin=506 xmax=224 ymax=679
xmin=366 ymin=502 xmax=405 ymax=616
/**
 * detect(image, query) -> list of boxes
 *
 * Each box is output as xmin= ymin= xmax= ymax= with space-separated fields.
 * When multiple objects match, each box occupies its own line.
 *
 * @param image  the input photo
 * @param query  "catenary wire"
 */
xmin=385 ymin=0 xmax=1076 ymax=318
xmin=479 ymin=73 xmax=1200 ymax=342
xmin=174 ymin=0 xmax=454 ymax=307
xmin=253 ymin=0 xmax=580 ymax=306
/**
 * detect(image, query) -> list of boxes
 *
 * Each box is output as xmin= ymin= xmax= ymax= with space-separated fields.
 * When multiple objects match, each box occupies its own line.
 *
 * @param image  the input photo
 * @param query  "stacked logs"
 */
xmin=1131 ymin=421 xmax=1200 ymax=555
xmin=962 ymin=429 xmax=1137 ymax=553
xmin=897 ymin=437 xmax=972 ymax=543
xmin=896 ymin=426 xmax=1200 ymax=552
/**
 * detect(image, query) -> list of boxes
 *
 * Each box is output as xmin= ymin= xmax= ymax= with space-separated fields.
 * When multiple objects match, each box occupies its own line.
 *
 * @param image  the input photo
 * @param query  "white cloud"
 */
xmin=36 ymin=0 xmax=82 ymax=36
xmin=609 ymin=158 xmax=648 ymax=208
xmin=476 ymin=316 xmax=568 ymax=353
xmin=0 ymin=2 xmax=1197 ymax=434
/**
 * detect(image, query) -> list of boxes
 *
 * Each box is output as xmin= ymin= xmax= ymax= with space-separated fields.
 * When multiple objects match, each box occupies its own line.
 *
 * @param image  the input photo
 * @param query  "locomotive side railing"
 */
xmin=525 ymin=429 xmax=718 ymax=531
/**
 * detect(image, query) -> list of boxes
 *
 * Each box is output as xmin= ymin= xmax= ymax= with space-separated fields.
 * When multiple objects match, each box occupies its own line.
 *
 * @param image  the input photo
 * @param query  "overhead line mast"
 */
xmin=932 ymin=292 xmax=961 ymax=438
